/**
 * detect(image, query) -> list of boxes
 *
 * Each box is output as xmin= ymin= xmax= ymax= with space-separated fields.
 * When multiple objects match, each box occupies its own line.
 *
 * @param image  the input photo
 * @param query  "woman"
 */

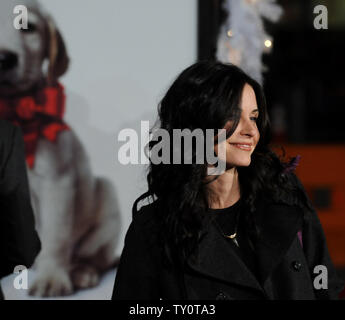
xmin=112 ymin=61 xmax=344 ymax=300
xmin=0 ymin=120 xmax=41 ymax=299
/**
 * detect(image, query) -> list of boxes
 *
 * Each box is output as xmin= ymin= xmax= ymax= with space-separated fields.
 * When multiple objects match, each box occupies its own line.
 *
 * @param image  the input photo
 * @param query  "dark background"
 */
xmin=198 ymin=0 xmax=345 ymax=144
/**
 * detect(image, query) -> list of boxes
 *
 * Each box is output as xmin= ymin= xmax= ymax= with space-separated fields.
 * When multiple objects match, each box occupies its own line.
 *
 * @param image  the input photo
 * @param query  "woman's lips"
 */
xmin=230 ymin=143 xmax=252 ymax=151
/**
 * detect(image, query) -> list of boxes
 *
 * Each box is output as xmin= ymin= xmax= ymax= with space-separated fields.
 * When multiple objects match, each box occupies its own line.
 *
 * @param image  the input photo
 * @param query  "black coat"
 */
xmin=0 ymin=120 xmax=41 ymax=299
xmin=112 ymin=176 xmax=344 ymax=300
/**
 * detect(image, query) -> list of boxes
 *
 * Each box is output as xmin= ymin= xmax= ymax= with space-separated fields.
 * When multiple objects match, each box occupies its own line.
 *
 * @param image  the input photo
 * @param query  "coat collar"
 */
xmin=186 ymin=199 xmax=303 ymax=293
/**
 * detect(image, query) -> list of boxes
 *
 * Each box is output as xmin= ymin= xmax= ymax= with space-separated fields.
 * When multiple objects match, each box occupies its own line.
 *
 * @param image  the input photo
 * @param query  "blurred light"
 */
xmin=227 ymin=29 xmax=233 ymax=37
xmin=264 ymin=39 xmax=272 ymax=48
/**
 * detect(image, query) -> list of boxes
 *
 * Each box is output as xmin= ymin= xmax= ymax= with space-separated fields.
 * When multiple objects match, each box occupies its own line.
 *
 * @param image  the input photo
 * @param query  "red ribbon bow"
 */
xmin=0 ymin=83 xmax=70 ymax=168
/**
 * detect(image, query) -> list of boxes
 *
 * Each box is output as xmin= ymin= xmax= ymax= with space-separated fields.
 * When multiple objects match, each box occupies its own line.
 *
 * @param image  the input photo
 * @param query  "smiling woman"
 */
xmin=112 ymin=61 xmax=344 ymax=300
xmin=214 ymin=83 xmax=260 ymax=169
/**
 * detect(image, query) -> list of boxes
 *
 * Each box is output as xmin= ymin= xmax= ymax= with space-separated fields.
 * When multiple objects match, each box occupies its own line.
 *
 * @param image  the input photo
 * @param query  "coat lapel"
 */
xmin=253 ymin=200 xmax=304 ymax=285
xmin=186 ymin=218 xmax=264 ymax=293
xmin=186 ymin=199 xmax=303 ymax=294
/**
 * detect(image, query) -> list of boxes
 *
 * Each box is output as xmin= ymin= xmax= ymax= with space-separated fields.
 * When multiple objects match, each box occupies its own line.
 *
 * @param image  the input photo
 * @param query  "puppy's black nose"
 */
xmin=0 ymin=51 xmax=18 ymax=72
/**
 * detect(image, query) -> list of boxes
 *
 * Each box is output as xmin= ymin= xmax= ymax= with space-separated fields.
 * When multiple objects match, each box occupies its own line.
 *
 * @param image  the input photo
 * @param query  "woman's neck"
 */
xmin=207 ymin=167 xmax=240 ymax=209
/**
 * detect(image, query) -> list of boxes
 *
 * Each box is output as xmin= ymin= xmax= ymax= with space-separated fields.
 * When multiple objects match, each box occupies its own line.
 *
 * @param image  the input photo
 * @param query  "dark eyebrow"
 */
xmin=251 ymin=109 xmax=259 ymax=114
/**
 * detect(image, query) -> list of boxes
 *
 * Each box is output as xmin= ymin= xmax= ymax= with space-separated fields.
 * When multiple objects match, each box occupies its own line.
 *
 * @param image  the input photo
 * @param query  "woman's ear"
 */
xmin=44 ymin=16 xmax=69 ymax=85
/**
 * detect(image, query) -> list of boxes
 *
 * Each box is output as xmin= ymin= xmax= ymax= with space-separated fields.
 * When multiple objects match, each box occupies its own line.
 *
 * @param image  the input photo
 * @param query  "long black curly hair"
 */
xmin=133 ymin=61 xmax=311 ymax=267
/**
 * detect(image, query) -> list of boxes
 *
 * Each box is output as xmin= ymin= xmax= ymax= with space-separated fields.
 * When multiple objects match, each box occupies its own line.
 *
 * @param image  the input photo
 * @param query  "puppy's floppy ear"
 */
xmin=45 ymin=16 xmax=69 ymax=85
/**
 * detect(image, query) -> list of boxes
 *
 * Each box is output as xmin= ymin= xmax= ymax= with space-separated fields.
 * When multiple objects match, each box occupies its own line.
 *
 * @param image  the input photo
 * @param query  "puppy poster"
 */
xmin=0 ymin=0 xmax=121 ymax=298
xmin=0 ymin=0 xmax=196 ymax=299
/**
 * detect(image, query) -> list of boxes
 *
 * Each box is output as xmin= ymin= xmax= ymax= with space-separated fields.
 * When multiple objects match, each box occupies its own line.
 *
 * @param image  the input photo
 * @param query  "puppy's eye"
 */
xmin=20 ymin=22 xmax=37 ymax=33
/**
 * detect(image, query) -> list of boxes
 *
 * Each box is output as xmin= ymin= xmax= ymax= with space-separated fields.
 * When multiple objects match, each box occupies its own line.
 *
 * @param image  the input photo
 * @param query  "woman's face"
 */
xmin=215 ymin=83 xmax=260 ymax=168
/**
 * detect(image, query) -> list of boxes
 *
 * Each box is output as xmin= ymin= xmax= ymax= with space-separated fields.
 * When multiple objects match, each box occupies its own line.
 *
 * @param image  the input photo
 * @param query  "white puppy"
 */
xmin=0 ymin=0 xmax=120 ymax=297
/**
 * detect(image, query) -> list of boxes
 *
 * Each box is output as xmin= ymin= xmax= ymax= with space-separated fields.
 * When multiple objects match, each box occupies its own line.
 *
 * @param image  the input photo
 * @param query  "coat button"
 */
xmin=216 ymin=292 xmax=228 ymax=300
xmin=291 ymin=260 xmax=302 ymax=271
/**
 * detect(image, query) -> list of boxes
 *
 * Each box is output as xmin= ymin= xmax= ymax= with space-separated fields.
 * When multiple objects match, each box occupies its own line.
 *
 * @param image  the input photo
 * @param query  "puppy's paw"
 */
xmin=71 ymin=264 xmax=100 ymax=290
xmin=29 ymin=267 xmax=73 ymax=297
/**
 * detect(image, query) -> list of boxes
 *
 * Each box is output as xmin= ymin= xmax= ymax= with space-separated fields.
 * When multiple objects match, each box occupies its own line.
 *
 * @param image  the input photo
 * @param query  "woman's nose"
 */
xmin=239 ymin=118 xmax=257 ymax=137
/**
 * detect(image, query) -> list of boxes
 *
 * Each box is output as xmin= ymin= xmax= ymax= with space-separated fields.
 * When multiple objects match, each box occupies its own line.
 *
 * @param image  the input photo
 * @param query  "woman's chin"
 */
xmin=226 ymin=158 xmax=252 ymax=168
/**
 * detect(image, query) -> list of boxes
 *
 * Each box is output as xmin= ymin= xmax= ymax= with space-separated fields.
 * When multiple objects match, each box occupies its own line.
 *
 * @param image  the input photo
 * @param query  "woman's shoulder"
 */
xmin=264 ymin=170 xmax=311 ymax=210
xmin=256 ymin=171 xmax=316 ymax=232
xmin=131 ymin=199 xmax=161 ymax=231
xmin=123 ymin=200 xmax=162 ymax=253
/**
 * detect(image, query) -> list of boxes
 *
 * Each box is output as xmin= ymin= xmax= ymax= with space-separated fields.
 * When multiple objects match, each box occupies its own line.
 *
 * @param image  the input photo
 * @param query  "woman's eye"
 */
xmin=250 ymin=117 xmax=258 ymax=122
